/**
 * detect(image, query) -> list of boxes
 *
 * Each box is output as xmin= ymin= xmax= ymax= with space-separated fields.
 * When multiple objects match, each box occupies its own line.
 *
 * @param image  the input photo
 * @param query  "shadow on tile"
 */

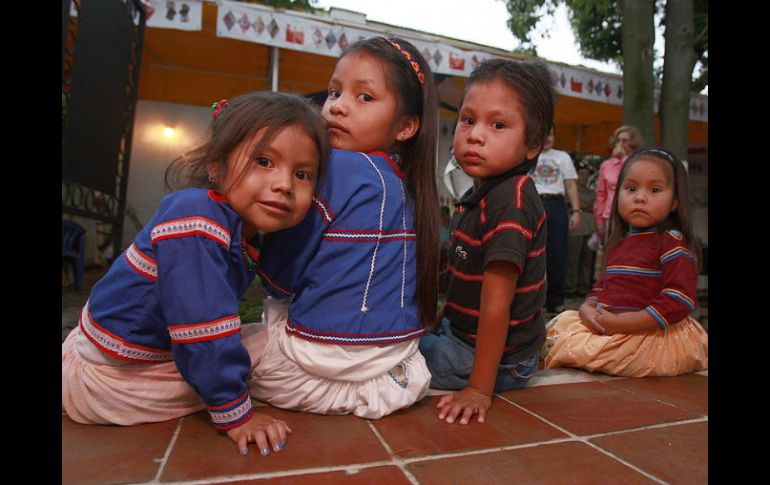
xmin=221 ymin=465 xmax=412 ymax=484
xmin=591 ymin=421 xmax=708 ymax=485
xmin=62 ymin=415 xmax=177 ymax=485
xmin=371 ymin=395 xmax=566 ymax=458
xmin=160 ymin=408 xmax=390 ymax=482
xmin=605 ymin=374 xmax=708 ymax=416
xmin=408 ymin=441 xmax=661 ymax=485
xmin=500 ymin=381 xmax=702 ymax=436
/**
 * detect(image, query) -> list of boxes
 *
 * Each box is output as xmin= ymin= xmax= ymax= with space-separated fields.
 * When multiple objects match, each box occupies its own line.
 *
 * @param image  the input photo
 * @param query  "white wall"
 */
xmin=122 ymin=100 xmax=212 ymax=245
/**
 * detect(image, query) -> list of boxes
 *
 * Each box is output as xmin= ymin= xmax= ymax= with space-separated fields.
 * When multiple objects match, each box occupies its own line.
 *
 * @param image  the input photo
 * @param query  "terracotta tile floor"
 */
xmin=62 ymin=370 xmax=708 ymax=485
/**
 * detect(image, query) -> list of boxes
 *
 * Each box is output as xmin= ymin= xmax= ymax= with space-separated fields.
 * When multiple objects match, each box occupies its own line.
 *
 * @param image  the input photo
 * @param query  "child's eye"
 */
xmin=624 ymin=185 xmax=635 ymax=192
xmin=651 ymin=187 xmax=662 ymax=193
xmin=357 ymin=93 xmax=374 ymax=102
xmin=327 ymin=89 xmax=340 ymax=99
xmin=255 ymin=157 xmax=273 ymax=168
xmin=295 ymin=170 xmax=315 ymax=182
xmin=492 ymin=122 xmax=506 ymax=129
xmin=459 ymin=116 xmax=474 ymax=125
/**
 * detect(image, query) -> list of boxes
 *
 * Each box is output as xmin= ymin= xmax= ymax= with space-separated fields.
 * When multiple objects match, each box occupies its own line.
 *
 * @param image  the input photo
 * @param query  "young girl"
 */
xmin=62 ymin=92 xmax=329 ymax=457
xmin=545 ymin=148 xmax=708 ymax=377
xmin=251 ymin=37 xmax=439 ymax=418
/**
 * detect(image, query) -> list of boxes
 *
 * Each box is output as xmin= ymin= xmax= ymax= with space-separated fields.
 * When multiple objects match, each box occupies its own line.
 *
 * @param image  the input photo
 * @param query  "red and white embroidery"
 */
xmin=168 ymin=315 xmax=241 ymax=344
xmin=125 ymin=243 xmax=158 ymax=281
xmin=313 ymin=195 xmax=334 ymax=224
xmin=80 ymin=303 xmax=172 ymax=362
xmin=324 ymin=229 xmax=416 ymax=242
xmin=209 ymin=393 xmax=253 ymax=427
xmin=150 ymin=217 xmax=231 ymax=248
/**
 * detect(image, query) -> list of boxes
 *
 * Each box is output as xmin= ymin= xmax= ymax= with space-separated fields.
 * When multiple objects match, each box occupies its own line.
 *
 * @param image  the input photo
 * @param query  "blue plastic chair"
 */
xmin=62 ymin=220 xmax=86 ymax=292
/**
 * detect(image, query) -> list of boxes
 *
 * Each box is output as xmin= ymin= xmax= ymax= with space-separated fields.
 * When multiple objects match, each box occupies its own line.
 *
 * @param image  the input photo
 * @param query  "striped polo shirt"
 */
xmin=444 ymin=167 xmax=548 ymax=363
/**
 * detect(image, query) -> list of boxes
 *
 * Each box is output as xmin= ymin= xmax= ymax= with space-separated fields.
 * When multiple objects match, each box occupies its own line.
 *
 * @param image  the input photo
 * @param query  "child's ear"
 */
xmin=671 ymin=197 xmax=679 ymax=212
xmin=526 ymin=143 xmax=542 ymax=160
xmin=395 ymin=115 xmax=420 ymax=142
xmin=207 ymin=162 xmax=221 ymax=185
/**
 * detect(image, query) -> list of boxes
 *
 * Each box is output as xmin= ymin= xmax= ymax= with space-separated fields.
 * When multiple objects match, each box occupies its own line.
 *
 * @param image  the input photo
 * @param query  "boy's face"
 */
xmin=454 ymin=79 xmax=541 ymax=180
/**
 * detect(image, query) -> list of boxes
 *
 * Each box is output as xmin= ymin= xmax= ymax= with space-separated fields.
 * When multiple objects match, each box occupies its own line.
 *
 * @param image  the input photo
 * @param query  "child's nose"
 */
xmin=271 ymin=170 xmax=294 ymax=193
xmin=329 ymin=96 xmax=347 ymax=115
xmin=467 ymin=125 xmax=483 ymax=143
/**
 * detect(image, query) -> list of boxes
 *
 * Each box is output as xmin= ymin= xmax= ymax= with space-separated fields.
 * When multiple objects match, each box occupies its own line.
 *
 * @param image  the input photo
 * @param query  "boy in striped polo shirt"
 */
xmin=419 ymin=58 xmax=556 ymax=425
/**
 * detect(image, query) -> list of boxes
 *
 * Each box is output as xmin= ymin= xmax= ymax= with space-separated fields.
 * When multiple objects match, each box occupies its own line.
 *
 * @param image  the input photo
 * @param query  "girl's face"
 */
xmin=618 ymin=157 xmax=679 ymax=229
xmin=322 ymin=51 xmax=418 ymax=153
xmin=454 ymin=79 xmax=540 ymax=180
xmin=209 ymin=124 xmax=319 ymax=238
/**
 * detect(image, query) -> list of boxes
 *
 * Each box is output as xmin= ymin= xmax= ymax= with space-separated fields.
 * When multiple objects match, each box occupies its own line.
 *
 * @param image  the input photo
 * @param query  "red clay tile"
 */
xmin=591 ymin=422 xmax=708 ymax=485
xmin=408 ymin=441 xmax=660 ymax=485
xmin=500 ymin=381 xmax=701 ymax=436
xmin=221 ymin=466 xmax=411 ymax=484
xmin=62 ymin=415 xmax=178 ymax=485
xmin=371 ymin=395 xmax=567 ymax=458
xmin=605 ymin=374 xmax=708 ymax=415
xmin=161 ymin=408 xmax=390 ymax=482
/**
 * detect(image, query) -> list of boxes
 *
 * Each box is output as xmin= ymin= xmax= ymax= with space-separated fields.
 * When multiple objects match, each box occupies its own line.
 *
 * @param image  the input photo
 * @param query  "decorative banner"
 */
xmin=214 ymin=1 xmax=707 ymax=122
xmin=144 ymin=0 xmax=202 ymax=31
xmin=69 ymin=0 xmax=202 ymax=30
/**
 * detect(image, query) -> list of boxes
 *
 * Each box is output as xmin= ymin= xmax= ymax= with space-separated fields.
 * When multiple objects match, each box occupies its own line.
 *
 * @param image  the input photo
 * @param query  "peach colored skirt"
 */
xmin=544 ymin=310 xmax=708 ymax=377
xmin=248 ymin=298 xmax=431 ymax=419
xmin=62 ymin=323 xmax=267 ymax=426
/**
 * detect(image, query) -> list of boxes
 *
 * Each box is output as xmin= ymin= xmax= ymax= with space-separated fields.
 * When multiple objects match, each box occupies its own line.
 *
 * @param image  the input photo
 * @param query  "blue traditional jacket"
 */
xmin=79 ymin=188 xmax=259 ymax=430
xmin=259 ymin=149 xmax=424 ymax=345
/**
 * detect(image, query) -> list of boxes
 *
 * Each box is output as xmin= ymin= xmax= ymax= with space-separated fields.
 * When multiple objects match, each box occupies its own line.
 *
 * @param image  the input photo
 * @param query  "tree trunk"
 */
xmin=620 ymin=0 xmax=656 ymax=146
xmin=660 ymin=0 xmax=695 ymax=162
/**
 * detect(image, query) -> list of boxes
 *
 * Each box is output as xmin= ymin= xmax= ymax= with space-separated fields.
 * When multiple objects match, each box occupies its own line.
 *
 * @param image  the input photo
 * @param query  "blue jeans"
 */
xmin=419 ymin=319 xmax=539 ymax=392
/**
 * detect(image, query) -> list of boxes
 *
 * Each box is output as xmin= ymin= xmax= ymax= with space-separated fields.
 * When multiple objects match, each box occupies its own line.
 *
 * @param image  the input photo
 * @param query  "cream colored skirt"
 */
xmin=248 ymin=298 xmax=431 ymax=419
xmin=61 ymin=323 xmax=267 ymax=426
xmin=544 ymin=310 xmax=708 ymax=377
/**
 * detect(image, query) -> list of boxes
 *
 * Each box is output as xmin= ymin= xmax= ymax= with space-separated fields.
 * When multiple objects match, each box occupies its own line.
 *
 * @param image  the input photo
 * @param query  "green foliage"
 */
xmin=240 ymin=0 xmax=319 ymax=13
xmin=501 ymin=0 xmax=707 ymax=91
xmin=564 ymin=0 xmax=623 ymax=65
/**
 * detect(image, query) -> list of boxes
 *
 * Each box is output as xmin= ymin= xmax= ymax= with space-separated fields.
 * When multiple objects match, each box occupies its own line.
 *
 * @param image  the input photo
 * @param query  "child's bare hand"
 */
xmin=436 ymin=387 xmax=492 ymax=425
xmin=595 ymin=308 xmax=621 ymax=335
xmin=226 ymin=412 xmax=292 ymax=457
xmin=579 ymin=302 xmax=606 ymax=335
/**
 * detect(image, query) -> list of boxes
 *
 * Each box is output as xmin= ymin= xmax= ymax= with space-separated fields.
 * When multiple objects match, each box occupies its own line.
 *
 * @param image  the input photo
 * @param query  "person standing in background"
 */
xmin=565 ymin=162 xmax=596 ymax=298
xmin=530 ymin=125 xmax=581 ymax=314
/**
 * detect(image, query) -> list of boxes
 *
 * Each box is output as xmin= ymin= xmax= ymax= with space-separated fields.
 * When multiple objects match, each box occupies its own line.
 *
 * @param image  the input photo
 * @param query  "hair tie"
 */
xmin=387 ymin=39 xmax=425 ymax=86
xmin=211 ymin=99 xmax=229 ymax=120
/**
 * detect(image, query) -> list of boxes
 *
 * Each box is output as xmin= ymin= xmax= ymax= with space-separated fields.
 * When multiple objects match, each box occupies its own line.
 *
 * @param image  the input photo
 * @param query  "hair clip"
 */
xmin=641 ymin=148 xmax=676 ymax=163
xmin=387 ymin=39 xmax=425 ymax=86
xmin=211 ymin=99 xmax=229 ymax=120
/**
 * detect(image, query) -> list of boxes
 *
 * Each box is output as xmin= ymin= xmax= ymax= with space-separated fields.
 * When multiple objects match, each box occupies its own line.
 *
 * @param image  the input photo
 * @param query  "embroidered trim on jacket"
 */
xmin=209 ymin=392 xmax=254 ymax=429
xmin=150 ymin=217 xmax=231 ymax=248
xmin=313 ymin=195 xmax=335 ymax=224
xmin=168 ymin=315 xmax=241 ymax=344
xmin=125 ymin=243 xmax=158 ymax=281
xmin=80 ymin=302 xmax=173 ymax=362
xmin=285 ymin=320 xmax=425 ymax=345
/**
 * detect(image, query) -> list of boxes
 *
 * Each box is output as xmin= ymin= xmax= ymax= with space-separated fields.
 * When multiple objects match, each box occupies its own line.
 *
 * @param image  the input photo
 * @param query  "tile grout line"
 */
xmin=493 ymin=393 xmax=671 ymax=485
xmin=366 ymin=420 xmax=423 ymax=485
xmin=150 ymin=417 xmax=186 ymax=483
xmin=124 ymin=460 xmax=396 ymax=485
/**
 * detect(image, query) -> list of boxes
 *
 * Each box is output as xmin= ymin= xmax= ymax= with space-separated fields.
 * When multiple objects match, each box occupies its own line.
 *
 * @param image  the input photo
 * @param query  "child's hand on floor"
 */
xmin=436 ymin=387 xmax=492 ymax=425
xmin=226 ymin=412 xmax=292 ymax=457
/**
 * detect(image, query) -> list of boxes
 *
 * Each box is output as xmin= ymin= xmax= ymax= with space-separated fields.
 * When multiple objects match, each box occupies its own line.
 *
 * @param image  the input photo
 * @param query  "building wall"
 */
xmin=121 ymin=100 xmax=212 ymax=246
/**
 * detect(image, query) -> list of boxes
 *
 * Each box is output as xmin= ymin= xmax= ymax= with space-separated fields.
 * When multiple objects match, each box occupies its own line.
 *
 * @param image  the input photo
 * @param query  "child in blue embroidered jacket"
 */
xmin=252 ymin=37 xmax=440 ymax=418
xmin=545 ymin=148 xmax=708 ymax=376
xmin=419 ymin=58 xmax=555 ymax=425
xmin=61 ymin=92 xmax=329 ymax=457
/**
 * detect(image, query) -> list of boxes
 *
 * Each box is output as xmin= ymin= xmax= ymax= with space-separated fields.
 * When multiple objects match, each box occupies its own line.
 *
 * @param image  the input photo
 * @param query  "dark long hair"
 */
xmin=605 ymin=148 xmax=700 ymax=264
xmin=342 ymin=37 xmax=439 ymax=327
xmin=165 ymin=91 xmax=329 ymax=192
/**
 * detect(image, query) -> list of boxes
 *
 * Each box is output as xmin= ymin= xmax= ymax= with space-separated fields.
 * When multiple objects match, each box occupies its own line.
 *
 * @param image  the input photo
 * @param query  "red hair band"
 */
xmin=387 ymin=39 xmax=425 ymax=86
xmin=211 ymin=99 xmax=229 ymax=120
